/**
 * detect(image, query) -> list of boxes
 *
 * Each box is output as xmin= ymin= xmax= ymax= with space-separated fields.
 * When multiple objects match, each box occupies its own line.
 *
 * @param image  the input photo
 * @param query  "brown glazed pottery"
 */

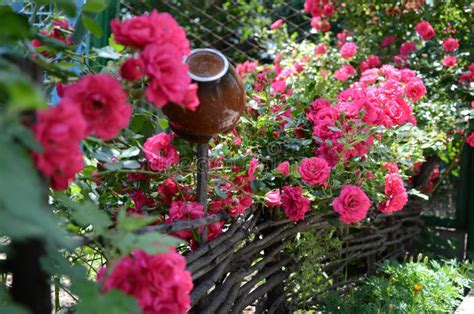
xmin=162 ymin=48 xmax=246 ymax=143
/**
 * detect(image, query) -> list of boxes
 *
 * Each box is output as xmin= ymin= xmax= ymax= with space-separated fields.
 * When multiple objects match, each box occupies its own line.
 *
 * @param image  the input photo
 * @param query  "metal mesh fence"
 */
xmin=122 ymin=0 xmax=314 ymax=64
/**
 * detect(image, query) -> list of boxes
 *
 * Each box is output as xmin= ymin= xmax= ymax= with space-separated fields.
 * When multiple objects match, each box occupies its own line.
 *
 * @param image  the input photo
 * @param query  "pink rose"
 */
xmin=340 ymin=42 xmax=357 ymax=59
xmin=180 ymin=83 xmax=200 ymax=111
xmin=111 ymin=10 xmax=190 ymax=55
xmin=323 ymin=3 xmax=335 ymax=17
xmin=400 ymin=41 xmax=416 ymax=55
xmin=442 ymin=37 xmax=459 ymax=53
xmin=380 ymin=35 xmax=396 ymax=48
xmin=32 ymin=103 xmax=86 ymax=153
xmin=99 ymin=249 xmax=193 ymax=314
xmin=276 ymin=161 xmax=290 ymax=175
xmin=304 ymin=0 xmax=323 ymax=17
xmin=158 ymin=177 xmax=180 ymax=206
xmin=404 ymin=78 xmax=426 ymax=102
xmin=271 ymin=80 xmax=287 ymax=94
xmin=467 ymin=133 xmax=474 ymax=147
xmin=32 ymin=102 xmax=87 ymax=190
xmin=143 ymin=133 xmax=179 ymax=171
xmin=120 ymin=58 xmax=145 ymax=81
xmin=416 ymin=21 xmax=435 ymax=41
xmin=298 ymin=157 xmax=331 ymax=185
xmin=311 ymin=17 xmax=331 ymax=32
xmin=281 ymin=186 xmax=311 ymax=221
xmin=60 ymin=74 xmax=132 ymax=140
xmin=128 ymin=190 xmax=155 ymax=213
xmin=442 ymin=56 xmax=457 ymax=68
xmin=334 ymin=64 xmax=356 ymax=81
xmin=167 ymin=201 xmax=204 ymax=240
xmin=270 ymin=19 xmax=284 ymax=30
xmin=265 ymin=189 xmax=282 ymax=206
xmin=383 ymin=97 xmax=414 ymax=127
xmin=34 ymin=145 xmax=84 ymax=190
xmin=236 ymin=61 xmax=258 ymax=76
xmin=141 ymin=43 xmax=191 ymax=107
xmin=332 ymin=185 xmax=371 ymax=224
xmin=315 ymin=43 xmax=328 ymax=55
xmin=227 ymin=194 xmax=253 ymax=217
xmin=378 ymin=174 xmax=408 ymax=213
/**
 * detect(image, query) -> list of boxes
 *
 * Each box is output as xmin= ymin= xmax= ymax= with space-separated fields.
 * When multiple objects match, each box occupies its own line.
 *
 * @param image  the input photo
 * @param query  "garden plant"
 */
xmin=0 ymin=0 xmax=473 ymax=313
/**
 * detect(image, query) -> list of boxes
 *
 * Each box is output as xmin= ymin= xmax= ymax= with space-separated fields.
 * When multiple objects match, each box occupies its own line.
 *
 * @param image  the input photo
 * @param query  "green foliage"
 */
xmin=321 ymin=256 xmax=473 ymax=313
xmin=288 ymin=229 xmax=341 ymax=305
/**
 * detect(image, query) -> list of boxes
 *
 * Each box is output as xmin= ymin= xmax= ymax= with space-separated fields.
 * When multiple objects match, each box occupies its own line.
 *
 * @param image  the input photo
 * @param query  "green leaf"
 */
xmin=109 ymin=36 xmax=124 ymax=52
xmin=121 ymin=160 xmax=141 ymax=169
xmin=115 ymin=232 xmax=181 ymax=255
xmin=0 ymin=6 xmax=32 ymax=43
xmin=0 ymin=59 xmax=48 ymax=113
xmin=73 ymin=280 xmax=140 ymax=314
xmin=158 ymin=118 xmax=169 ymax=130
xmin=81 ymin=15 xmax=103 ymax=37
xmin=34 ymin=0 xmax=77 ymax=17
xmin=120 ymin=147 xmax=140 ymax=158
xmin=0 ymin=133 xmax=69 ymax=247
xmin=56 ymin=195 xmax=111 ymax=234
xmin=118 ymin=215 xmax=159 ymax=232
xmin=83 ymin=0 xmax=107 ymax=13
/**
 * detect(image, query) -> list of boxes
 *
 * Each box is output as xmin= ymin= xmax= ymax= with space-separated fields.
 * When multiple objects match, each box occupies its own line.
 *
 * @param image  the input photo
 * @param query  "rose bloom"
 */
xmin=111 ymin=10 xmax=190 ymax=54
xmin=120 ymin=58 xmax=145 ymax=81
xmin=334 ymin=64 xmax=356 ymax=81
xmin=167 ymin=201 xmax=204 ymax=241
xmin=99 ymin=249 xmax=193 ymax=314
xmin=265 ymin=189 xmax=282 ymax=206
xmin=380 ymin=35 xmax=396 ymax=48
xmin=236 ymin=61 xmax=258 ymax=76
xmin=271 ymin=80 xmax=286 ymax=94
xmin=141 ymin=43 xmax=191 ymax=107
xmin=404 ymin=78 xmax=426 ymax=102
xmin=60 ymin=74 xmax=132 ymax=140
xmin=416 ymin=21 xmax=435 ymax=41
xmin=467 ymin=133 xmax=474 ymax=147
xmin=33 ymin=103 xmax=86 ymax=152
xmin=143 ymin=133 xmax=179 ymax=171
xmin=158 ymin=177 xmax=180 ymax=206
xmin=332 ymin=185 xmax=371 ymax=224
xmin=311 ymin=16 xmax=331 ymax=32
xmin=304 ymin=0 xmax=323 ymax=17
xmin=298 ymin=157 xmax=331 ymax=185
xmin=180 ymin=83 xmax=200 ymax=111
xmin=227 ymin=194 xmax=253 ymax=217
xmin=442 ymin=37 xmax=459 ymax=53
xmin=340 ymin=42 xmax=357 ymax=59
xmin=315 ymin=43 xmax=328 ymax=55
xmin=442 ymin=55 xmax=457 ymax=68
xmin=281 ymin=186 xmax=311 ymax=221
xmin=276 ymin=161 xmax=290 ymax=175
xmin=270 ymin=19 xmax=284 ymax=30
xmin=400 ymin=41 xmax=416 ymax=55
xmin=34 ymin=145 xmax=84 ymax=190
xmin=378 ymin=174 xmax=408 ymax=213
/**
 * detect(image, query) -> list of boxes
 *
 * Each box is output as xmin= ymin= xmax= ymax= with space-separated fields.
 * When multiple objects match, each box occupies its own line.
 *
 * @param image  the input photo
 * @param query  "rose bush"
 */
xmin=0 ymin=0 xmax=472 ymax=312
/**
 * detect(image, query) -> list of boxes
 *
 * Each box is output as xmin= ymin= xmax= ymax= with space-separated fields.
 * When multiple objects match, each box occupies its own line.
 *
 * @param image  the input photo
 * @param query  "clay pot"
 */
xmin=162 ymin=48 xmax=246 ymax=143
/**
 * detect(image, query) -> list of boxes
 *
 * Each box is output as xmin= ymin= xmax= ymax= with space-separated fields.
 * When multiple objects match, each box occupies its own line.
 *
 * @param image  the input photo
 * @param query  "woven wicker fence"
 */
xmin=180 ymin=199 xmax=423 ymax=313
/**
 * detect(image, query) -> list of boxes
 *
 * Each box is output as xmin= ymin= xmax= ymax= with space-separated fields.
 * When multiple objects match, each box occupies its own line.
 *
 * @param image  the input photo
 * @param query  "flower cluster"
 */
xmin=111 ymin=10 xmax=199 ymax=111
xmin=33 ymin=74 xmax=131 ymax=190
xmin=309 ymin=64 xmax=424 ymax=170
xmin=304 ymin=0 xmax=337 ymax=32
xmin=99 ymin=249 xmax=193 ymax=314
xmin=32 ymin=18 xmax=73 ymax=57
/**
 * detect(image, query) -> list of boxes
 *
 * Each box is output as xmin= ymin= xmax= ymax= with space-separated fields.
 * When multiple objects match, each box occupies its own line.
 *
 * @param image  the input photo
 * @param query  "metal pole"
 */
xmin=196 ymin=143 xmax=209 ymax=242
